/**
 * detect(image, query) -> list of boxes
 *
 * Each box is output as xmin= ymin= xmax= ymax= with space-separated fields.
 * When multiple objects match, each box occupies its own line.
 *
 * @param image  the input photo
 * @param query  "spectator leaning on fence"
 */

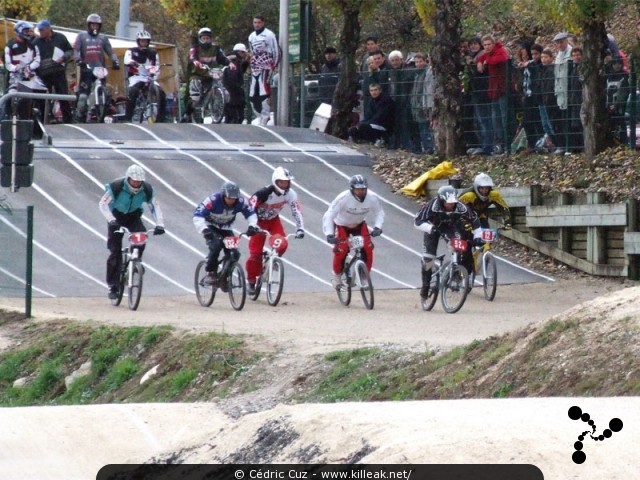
xmin=409 ymin=52 xmax=435 ymax=155
xmin=387 ymin=50 xmax=414 ymax=151
xmin=552 ymin=32 xmax=573 ymax=155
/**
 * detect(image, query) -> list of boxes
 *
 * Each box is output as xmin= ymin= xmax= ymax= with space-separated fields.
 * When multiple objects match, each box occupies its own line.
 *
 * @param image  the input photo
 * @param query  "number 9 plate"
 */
xmin=349 ymin=236 xmax=364 ymax=249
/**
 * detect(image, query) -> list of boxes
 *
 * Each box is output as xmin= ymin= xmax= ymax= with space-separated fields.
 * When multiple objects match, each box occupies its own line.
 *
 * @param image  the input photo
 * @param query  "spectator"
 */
xmin=223 ymin=43 xmax=250 ymax=124
xmin=348 ymin=82 xmax=395 ymax=146
xmin=476 ymin=34 xmax=510 ymax=155
xmin=387 ymin=50 xmax=414 ymax=151
xmin=33 ymin=19 xmax=73 ymax=124
xmin=318 ymin=46 xmax=340 ymax=105
xmin=248 ymin=14 xmax=280 ymax=126
xmin=409 ymin=52 xmax=434 ymax=154
xmin=519 ymin=43 xmax=544 ymax=154
xmin=535 ymin=48 xmax=559 ymax=151
xmin=552 ymin=31 xmax=573 ymax=154
xmin=605 ymin=57 xmax=630 ymax=146
xmin=361 ymin=49 xmax=390 ymax=116
xmin=359 ymin=36 xmax=389 ymax=73
xmin=567 ymin=47 xmax=584 ymax=153
xmin=465 ymin=37 xmax=491 ymax=155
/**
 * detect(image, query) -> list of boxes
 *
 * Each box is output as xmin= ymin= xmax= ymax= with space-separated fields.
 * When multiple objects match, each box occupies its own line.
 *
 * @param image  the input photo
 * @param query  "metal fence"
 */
xmin=290 ymin=59 xmax=640 ymax=154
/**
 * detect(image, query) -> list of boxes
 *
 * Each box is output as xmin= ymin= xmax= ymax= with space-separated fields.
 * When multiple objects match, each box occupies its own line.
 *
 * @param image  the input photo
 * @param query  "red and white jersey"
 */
xmin=323 ymin=190 xmax=384 ymax=234
xmin=249 ymin=185 xmax=304 ymax=230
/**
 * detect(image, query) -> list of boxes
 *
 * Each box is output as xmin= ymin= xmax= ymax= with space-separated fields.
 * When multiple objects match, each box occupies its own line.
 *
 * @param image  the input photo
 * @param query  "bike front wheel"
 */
xmin=482 ymin=251 xmax=498 ymax=301
xmin=128 ymin=260 xmax=144 ymax=310
xmin=96 ymin=86 xmax=108 ymax=123
xmin=337 ymin=270 xmax=352 ymax=306
xmin=355 ymin=260 xmax=374 ymax=310
xmin=228 ymin=262 xmax=247 ymax=311
xmin=194 ymin=260 xmax=215 ymax=307
xmin=441 ymin=264 xmax=469 ymax=314
xmin=266 ymin=257 xmax=285 ymax=306
xmin=145 ymin=86 xmax=160 ymax=123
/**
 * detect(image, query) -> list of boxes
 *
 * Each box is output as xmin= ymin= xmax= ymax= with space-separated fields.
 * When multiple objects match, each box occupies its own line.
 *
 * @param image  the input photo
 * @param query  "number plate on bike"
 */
xmin=129 ymin=232 xmax=148 ymax=245
xmin=349 ymin=236 xmax=365 ymax=249
xmin=450 ymin=238 xmax=467 ymax=252
xmin=223 ymin=236 xmax=240 ymax=249
xmin=269 ymin=234 xmax=286 ymax=249
xmin=211 ymin=69 xmax=223 ymax=80
xmin=481 ymin=229 xmax=497 ymax=242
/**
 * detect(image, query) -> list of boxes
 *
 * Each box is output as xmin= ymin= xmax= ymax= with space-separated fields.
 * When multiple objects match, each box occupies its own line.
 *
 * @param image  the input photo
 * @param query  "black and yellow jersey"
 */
xmin=458 ymin=188 xmax=511 ymax=224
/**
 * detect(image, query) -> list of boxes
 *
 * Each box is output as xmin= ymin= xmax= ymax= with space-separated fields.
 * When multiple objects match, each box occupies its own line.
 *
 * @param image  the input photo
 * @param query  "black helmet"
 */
xmin=437 ymin=185 xmax=458 ymax=213
xmin=221 ymin=181 xmax=240 ymax=199
xmin=87 ymin=13 xmax=102 ymax=36
xmin=349 ymin=175 xmax=368 ymax=202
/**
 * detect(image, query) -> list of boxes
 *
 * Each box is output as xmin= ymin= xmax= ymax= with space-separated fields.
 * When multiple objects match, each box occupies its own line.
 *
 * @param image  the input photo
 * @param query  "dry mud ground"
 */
xmin=1 ymin=278 xmax=638 ymax=480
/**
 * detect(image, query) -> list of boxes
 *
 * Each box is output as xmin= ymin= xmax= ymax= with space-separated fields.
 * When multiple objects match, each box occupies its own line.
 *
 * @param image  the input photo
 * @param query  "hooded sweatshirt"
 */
xmin=476 ymin=41 xmax=510 ymax=100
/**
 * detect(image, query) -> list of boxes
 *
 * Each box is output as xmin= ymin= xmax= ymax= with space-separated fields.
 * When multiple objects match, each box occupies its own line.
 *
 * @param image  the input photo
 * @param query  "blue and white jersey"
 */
xmin=193 ymin=192 xmax=257 ymax=233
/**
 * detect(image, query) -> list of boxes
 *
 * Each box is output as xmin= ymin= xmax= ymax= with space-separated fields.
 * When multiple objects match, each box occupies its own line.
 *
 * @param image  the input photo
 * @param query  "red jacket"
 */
xmin=476 ymin=42 xmax=510 ymax=100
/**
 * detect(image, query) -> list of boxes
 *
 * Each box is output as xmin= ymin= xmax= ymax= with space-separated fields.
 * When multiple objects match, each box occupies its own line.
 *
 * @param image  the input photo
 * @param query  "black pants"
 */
xmin=224 ymin=103 xmax=245 ymax=124
xmin=348 ymin=123 xmax=386 ymax=144
xmin=106 ymin=213 xmax=146 ymax=288
xmin=206 ymin=228 xmax=239 ymax=274
xmin=40 ymin=72 xmax=73 ymax=123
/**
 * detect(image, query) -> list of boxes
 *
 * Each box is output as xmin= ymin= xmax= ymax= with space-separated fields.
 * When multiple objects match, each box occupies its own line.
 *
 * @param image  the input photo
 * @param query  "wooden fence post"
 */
xmin=529 ymin=184 xmax=543 ymax=240
xmin=557 ymin=192 xmax=571 ymax=252
xmin=627 ymin=198 xmax=639 ymax=280
xmin=586 ymin=192 xmax=607 ymax=265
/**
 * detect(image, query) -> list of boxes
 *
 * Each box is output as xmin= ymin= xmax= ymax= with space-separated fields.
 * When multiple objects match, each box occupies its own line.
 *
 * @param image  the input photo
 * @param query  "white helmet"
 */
xmin=198 ymin=27 xmax=212 ymax=45
xmin=136 ymin=30 xmax=151 ymax=48
xmin=437 ymin=185 xmax=458 ymax=214
xmin=473 ymin=173 xmax=494 ymax=201
xmin=272 ymin=167 xmax=293 ymax=195
xmin=233 ymin=43 xmax=247 ymax=53
xmin=125 ymin=165 xmax=146 ymax=194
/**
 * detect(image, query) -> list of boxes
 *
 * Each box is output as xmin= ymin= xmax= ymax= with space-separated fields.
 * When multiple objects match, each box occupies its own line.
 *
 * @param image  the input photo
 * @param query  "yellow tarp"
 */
xmin=399 ymin=161 xmax=458 ymax=196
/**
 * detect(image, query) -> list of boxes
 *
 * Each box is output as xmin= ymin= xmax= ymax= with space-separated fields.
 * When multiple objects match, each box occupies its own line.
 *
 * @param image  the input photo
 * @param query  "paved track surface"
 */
xmin=0 ymin=123 xmax=551 ymax=299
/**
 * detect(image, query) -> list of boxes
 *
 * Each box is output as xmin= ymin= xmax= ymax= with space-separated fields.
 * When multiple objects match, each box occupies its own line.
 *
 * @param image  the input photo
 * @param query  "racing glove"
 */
xmin=246 ymin=225 xmax=260 ymax=236
xmin=370 ymin=227 xmax=382 ymax=237
xmin=473 ymin=238 xmax=485 ymax=248
xmin=295 ymin=229 xmax=305 ymax=239
xmin=153 ymin=226 xmax=165 ymax=236
xmin=203 ymin=228 xmax=215 ymax=242
xmin=326 ymin=234 xmax=337 ymax=245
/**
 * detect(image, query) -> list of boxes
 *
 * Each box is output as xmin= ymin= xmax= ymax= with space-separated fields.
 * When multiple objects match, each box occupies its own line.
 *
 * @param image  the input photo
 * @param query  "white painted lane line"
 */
xmin=0 ymin=266 xmax=56 ymax=297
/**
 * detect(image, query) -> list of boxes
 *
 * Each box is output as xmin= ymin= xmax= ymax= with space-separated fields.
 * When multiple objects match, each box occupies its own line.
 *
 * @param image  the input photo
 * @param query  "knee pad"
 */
xmin=421 ymin=254 xmax=435 ymax=271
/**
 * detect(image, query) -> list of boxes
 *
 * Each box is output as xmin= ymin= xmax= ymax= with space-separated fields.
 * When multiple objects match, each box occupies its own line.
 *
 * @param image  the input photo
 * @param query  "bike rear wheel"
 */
xmin=337 ymin=270 xmax=352 ymax=306
xmin=355 ymin=260 xmax=374 ymax=310
xmin=228 ymin=263 xmax=247 ymax=311
xmin=482 ymin=251 xmax=498 ymax=301
xmin=441 ymin=264 xmax=469 ymax=314
xmin=128 ymin=260 xmax=144 ymax=310
xmin=421 ymin=271 xmax=440 ymax=312
xmin=194 ymin=260 xmax=215 ymax=307
xmin=266 ymin=257 xmax=285 ymax=306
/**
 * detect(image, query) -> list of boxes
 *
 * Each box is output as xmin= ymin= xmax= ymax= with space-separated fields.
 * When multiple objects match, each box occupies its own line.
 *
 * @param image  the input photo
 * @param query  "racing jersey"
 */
xmin=249 ymin=185 xmax=304 ymax=230
xmin=124 ymin=47 xmax=160 ymax=85
xmin=248 ymin=27 xmax=280 ymax=74
xmin=193 ymin=192 xmax=257 ymax=233
xmin=323 ymin=190 xmax=384 ymax=234
xmin=458 ymin=188 xmax=511 ymax=224
xmin=414 ymin=198 xmax=481 ymax=237
xmin=4 ymin=39 xmax=40 ymax=84
xmin=188 ymin=44 xmax=229 ymax=79
xmin=98 ymin=179 xmax=164 ymax=227
xmin=73 ymin=32 xmax=119 ymax=68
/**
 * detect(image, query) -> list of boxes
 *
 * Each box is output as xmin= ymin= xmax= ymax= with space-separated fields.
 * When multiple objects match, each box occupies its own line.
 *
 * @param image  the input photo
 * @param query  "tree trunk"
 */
xmin=581 ymin=20 xmax=611 ymax=162
xmin=329 ymin=1 xmax=362 ymax=139
xmin=431 ymin=0 xmax=464 ymax=157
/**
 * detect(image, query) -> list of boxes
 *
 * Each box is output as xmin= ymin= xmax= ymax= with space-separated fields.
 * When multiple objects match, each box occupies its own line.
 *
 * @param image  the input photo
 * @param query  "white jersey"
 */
xmin=323 ymin=190 xmax=384 ymax=234
xmin=248 ymin=27 xmax=280 ymax=74
xmin=249 ymin=185 xmax=304 ymax=231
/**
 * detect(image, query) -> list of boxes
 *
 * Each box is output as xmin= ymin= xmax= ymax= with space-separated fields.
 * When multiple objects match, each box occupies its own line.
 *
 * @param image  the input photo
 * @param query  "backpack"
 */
xmin=109 ymin=178 xmax=152 ymax=202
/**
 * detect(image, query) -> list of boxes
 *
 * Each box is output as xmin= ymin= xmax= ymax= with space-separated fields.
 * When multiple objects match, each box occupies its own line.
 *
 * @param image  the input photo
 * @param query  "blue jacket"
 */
xmin=193 ymin=192 xmax=257 ymax=233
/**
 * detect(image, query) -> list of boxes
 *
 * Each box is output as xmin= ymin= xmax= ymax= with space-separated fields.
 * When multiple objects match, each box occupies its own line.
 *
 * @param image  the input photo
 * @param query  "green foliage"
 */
xmin=104 ymin=358 xmax=139 ymax=391
xmin=3 ymin=0 xmax=51 ymax=20
xmin=169 ymin=368 xmax=197 ymax=396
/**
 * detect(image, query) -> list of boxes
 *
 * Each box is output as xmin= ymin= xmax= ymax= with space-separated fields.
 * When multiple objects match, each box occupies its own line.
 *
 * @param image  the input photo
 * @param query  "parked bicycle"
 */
xmin=470 ymin=227 xmax=502 ymax=301
xmin=194 ymin=231 xmax=248 ymax=310
xmin=110 ymin=226 xmax=156 ymax=310
xmin=421 ymin=232 xmax=470 ymax=314
xmin=191 ymin=65 xmax=229 ymax=124
xmin=131 ymin=64 xmax=171 ymax=124
xmin=250 ymin=231 xmax=295 ymax=306
xmin=335 ymin=234 xmax=374 ymax=310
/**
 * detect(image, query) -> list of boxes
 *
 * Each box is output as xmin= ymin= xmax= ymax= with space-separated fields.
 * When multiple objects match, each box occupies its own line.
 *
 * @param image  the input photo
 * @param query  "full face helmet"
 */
xmin=198 ymin=27 xmax=212 ymax=46
xmin=221 ymin=181 xmax=240 ymax=200
xmin=14 ymin=21 xmax=34 ymax=41
xmin=272 ymin=167 xmax=293 ymax=195
xmin=136 ymin=30 xmax=152 ymax=49
xmin=125 ymin=165 xmax=146 ymax=194
xmin=437 ymin=185 xmax=458 ymax=213
xmin=233 ymin=43 xmax=247 ymax=54
xmin=349 ymin=174 xmax=368 ymax=203
xmin=86 ymin=13 xmax=102 ymax=36
xmin=473 ymin=173 xmax=494 ymax=202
